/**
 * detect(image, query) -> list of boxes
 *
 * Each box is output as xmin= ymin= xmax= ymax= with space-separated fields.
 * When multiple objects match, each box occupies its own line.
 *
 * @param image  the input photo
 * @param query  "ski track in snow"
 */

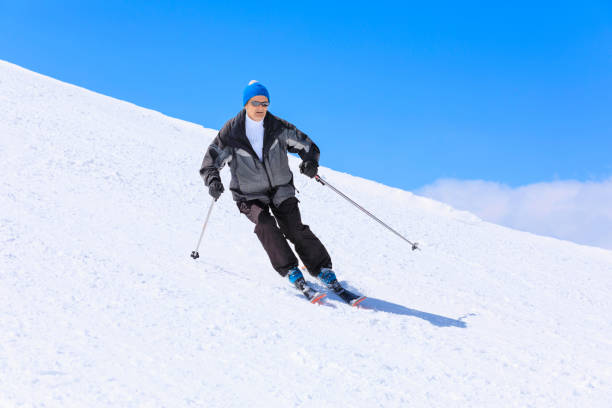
xmin=1 ymin=60 xmax=612 ymax=407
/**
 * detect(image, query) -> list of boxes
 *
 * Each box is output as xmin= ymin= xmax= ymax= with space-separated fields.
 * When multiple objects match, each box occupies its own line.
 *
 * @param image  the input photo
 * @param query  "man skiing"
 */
xmin=199 ymin=80 xmax=359 ymax=303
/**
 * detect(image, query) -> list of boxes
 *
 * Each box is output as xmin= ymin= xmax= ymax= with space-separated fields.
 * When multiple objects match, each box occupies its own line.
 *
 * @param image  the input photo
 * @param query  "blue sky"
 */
xmin=2 ymin=1 xmax=612 ymax=247
xmin=2 ymin=0 xmax=611 ymax=188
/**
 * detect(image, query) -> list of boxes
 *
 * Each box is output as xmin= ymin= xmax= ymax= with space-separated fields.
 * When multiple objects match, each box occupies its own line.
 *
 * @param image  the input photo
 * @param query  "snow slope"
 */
xmin=1 ymin=60 xmax=611 ymax=407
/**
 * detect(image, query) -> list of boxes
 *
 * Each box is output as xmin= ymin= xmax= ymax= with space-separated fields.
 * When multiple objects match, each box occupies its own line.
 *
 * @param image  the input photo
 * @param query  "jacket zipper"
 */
xmin=262 ymin=153 xmax=273 ymax=191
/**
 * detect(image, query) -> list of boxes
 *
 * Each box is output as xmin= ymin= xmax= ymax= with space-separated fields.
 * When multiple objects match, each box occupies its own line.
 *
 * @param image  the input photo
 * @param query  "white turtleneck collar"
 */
xmin=245 ymin=113 xmax=265 ymax=160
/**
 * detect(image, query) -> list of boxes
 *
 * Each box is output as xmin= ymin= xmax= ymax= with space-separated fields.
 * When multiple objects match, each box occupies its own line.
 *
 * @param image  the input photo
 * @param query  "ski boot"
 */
xmin=288 ymin=267 xmax=326 ymax=303
xmin=318 ymin=268 xmax=366 ymax=306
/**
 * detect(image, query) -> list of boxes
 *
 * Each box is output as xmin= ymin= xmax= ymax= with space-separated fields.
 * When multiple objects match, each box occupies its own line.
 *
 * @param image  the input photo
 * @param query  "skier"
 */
xmin=199 ymin=80 xmax=349 ymax=302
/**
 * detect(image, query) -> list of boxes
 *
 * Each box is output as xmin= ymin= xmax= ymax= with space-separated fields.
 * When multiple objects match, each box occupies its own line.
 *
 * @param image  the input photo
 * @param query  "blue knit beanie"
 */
xmin=243 ymin=80 xmax=270 ymax=106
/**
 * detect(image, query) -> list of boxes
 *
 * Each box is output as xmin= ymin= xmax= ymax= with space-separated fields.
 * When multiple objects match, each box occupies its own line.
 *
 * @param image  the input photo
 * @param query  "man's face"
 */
xmin=245 ymin=95 xmax=269 ymax=121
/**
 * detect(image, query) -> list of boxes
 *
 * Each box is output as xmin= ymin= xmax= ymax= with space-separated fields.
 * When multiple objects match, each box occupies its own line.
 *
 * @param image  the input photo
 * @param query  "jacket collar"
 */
xmin=231 ymin=109 xmax=278 ymax=160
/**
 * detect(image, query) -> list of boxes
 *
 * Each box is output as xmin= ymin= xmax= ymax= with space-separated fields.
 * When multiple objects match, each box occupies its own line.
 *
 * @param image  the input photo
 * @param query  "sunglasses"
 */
xmin=250 ymin=101 xmax=270 ymax=107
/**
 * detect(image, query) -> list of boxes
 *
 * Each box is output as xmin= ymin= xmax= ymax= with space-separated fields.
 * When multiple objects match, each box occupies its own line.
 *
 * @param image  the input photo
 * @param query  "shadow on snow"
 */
xmin=309 ymin=280 xmax=471 ymax=328
xmin=360 ymin=297 xmax=469 ymax=328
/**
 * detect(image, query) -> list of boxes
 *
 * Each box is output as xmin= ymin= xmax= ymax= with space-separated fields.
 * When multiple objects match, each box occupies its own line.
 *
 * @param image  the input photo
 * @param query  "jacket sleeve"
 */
xmin=281 ymin=121 xmax=320 ymax=164
xmin=199 ymin=130 xmax=233 ymax=186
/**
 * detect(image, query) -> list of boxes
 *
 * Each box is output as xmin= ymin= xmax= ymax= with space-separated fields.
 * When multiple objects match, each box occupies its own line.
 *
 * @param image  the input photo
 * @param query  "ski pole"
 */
xmin=190 ymin=198 xmax=216 ymax=259
xmin=315 ymin=175 xmax=420 ymax=251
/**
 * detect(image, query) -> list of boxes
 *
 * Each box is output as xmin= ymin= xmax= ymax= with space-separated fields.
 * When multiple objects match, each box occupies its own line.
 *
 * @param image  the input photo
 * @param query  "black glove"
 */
xmin=208 ymin=179 xmax=224 ymax=200
xmin=299 ymin=160 xmax=318 ymax=178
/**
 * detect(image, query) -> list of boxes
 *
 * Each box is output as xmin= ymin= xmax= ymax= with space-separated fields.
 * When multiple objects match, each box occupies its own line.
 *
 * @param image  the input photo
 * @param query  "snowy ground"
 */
xmin=1 ymin=60 xmax=611 ymax=407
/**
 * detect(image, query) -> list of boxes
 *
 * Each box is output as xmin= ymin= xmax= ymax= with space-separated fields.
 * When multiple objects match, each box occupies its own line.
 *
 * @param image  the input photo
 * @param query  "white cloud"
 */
xmin=417 ymin=177 xmax=612 ymax=250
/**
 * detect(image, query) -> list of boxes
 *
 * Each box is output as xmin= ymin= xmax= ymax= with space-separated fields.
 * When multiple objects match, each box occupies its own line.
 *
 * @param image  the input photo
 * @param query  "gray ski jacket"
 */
xmin=200 ymin=109 xmax=320 ymax=206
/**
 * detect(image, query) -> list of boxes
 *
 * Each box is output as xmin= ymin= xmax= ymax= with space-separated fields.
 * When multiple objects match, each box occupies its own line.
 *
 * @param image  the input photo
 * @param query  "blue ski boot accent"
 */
xmin=287 ymin=267 xmax=326 ymax=303
xmin=318 ymin=268 xmax=343 ymax=291
xmin=287 ymin=267 xmax=304 ymax=285
xmin=318 ymin=268 xmax=337 ymax=286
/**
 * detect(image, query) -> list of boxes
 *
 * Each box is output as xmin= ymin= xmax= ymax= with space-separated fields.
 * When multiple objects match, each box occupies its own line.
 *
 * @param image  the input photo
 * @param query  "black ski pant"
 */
xmin=237 ymin=197 xmax=332 ymax=277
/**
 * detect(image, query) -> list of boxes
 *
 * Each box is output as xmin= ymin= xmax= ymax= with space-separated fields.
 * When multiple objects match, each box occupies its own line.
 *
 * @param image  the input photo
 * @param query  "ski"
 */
xmin=306 ymin=290 xmax=327 ymax=304
xmin=289 ymin=270 xmax=327 ymax=304
xmin=330 ymin=284 xmax=367 ymax=307
xmin=300 ymin=266 xmax=367 ymax=307
xmin=295 ymin=285 xmax=326 ymax=304
xmin=292 ymin=280 xmax=364 ymax=306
